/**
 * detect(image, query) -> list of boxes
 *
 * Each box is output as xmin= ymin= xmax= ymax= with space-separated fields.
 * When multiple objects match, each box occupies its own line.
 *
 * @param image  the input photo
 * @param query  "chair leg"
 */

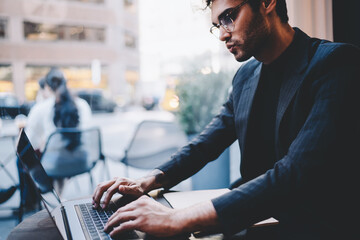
xmin=103 ymin=160 xmax=111 ymax=181
xmin=18 ymin=203 xmax=23 ymax=223
xmin=89 ymin=173 xmax=94 ymax=194
xmin=124 ymin=166 xmax=129 ymax=178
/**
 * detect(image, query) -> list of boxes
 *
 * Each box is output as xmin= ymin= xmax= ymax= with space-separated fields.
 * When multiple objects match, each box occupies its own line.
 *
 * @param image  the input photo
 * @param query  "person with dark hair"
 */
xmin=35 ymin=77 xmax=46 ymax=102
xmin=93 ymin=0 xmax=359 ymax=239
xmin=19 ymin=67 xmax=92 ymax=197
xmin=26 ymin=67 xmax=91 ymax=152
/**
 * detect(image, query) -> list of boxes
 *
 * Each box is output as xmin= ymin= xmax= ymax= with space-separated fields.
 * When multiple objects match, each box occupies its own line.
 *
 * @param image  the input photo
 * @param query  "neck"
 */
xmin=256 ymin=23 xmax=295 ymax=64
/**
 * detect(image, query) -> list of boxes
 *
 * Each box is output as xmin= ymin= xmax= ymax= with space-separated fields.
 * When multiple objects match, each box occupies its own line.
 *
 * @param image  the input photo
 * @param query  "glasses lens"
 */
xmin=220 ymin=17 xmax=234 ymax=32
xmin=210 ymin=26 xmax=220 ymax=38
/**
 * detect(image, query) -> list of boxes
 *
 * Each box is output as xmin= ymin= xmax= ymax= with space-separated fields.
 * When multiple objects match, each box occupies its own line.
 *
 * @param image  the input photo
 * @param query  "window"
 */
xmin=124 ymin=0 xmax=136 ymax=13
xmin=24 ymin=21 xmax=105 ymax=43
xmin=124 ymin=0 xmax=134 ymax=7
xmin=0 ymin=18 xmax=8 ymax=39
xmin=124 ymin=32 xmax=136 ymax=48
xmin=25 ymin=65 xmax=109 ymax=100
xmin=125 ymin=69 xmax=139 ymax=85
xmin=67 ymin=0 xmax=104 ymax=4
xmin=0 ymin=65 xmax=13 ymax=92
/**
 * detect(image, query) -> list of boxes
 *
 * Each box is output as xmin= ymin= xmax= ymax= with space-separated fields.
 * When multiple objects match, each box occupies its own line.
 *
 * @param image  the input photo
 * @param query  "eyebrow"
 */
xmin=212 ymin=6 xmax=235 ymax=26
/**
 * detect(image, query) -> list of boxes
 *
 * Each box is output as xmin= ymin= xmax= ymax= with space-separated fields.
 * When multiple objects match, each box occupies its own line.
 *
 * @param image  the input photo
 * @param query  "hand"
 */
xmin=92 ymin=177 xmax=145 ymax=209
xmin=104 ymin=195 xmax=182 ymax=237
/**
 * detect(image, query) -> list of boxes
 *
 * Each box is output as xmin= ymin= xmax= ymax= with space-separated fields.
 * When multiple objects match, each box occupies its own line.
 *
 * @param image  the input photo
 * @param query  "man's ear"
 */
xmin=262 ymin=0 xmax=276 ymax=13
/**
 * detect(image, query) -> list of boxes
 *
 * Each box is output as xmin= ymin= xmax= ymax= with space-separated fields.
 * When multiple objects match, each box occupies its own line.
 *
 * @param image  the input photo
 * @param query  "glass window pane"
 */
xmin=0 ymin=65 xmax=13 ymax=92
xmin=124 ymin=0 xmax=136 ymax=13
xmin=67 ymin=0 xmax=104 ymax=4
xmin=25 ymin=65 xmax=109 ymax=101
xmin=124 ymin=32 xmax=136 ymax=48
xmin=24 ymin=21 xmax=105 ymax=43
xmin=0 ymin=18 xmax=8 ymax=39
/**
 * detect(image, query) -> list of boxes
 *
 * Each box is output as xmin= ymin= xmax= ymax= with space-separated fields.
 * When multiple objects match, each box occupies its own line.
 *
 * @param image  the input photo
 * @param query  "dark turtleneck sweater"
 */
xmin=244 ymin=31 xmax=299 ymax=180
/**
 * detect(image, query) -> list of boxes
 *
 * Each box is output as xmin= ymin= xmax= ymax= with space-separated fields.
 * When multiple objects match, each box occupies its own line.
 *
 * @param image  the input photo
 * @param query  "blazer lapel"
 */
xmin=275 ymin=29 xmax=311 ymax=153
xmin=238 ymin=62 xmax=262 ymax=148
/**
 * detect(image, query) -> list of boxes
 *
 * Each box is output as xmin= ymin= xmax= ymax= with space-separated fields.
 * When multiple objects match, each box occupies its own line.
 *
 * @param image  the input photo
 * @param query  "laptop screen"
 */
xmin=16 ymin=128 xmax=62 ymax=210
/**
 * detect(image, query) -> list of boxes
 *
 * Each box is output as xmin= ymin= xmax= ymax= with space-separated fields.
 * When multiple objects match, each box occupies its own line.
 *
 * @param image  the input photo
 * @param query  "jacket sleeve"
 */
xmin=211 ymin=45 xmax=360 ymax=235
xmin=157 ymin=90 xmax=237 ymax=189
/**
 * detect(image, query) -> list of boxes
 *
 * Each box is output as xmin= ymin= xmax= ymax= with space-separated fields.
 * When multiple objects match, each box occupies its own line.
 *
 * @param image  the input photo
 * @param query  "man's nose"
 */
xmin=219 ymin=27 xmax=231 ymax=42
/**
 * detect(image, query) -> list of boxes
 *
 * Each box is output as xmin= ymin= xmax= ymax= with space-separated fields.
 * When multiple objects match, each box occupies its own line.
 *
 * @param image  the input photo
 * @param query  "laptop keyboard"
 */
xmin=75 ymin=203 xmax=139 ymax=240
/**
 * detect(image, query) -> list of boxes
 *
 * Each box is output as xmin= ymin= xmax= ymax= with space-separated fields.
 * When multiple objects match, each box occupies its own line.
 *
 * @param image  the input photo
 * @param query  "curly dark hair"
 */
xmin=205 ymin=0 xmax=289 ymax=23
xmin=45 ymin=67 xmax=81 ymax=150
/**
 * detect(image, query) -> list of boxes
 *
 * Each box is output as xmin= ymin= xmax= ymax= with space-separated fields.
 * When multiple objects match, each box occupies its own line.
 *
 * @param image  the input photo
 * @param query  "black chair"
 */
xmin=40 ymin=127 xmax=109 ymax=195
xmin=0 ymin=134 xmax=21 ymax=222
xmin=119 ymin=120 xmax=188 ymax=177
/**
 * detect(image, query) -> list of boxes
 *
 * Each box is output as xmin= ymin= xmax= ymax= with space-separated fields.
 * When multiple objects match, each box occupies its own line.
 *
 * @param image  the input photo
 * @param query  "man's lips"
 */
xmin=226 ymin=43 xmax=236 ymax=53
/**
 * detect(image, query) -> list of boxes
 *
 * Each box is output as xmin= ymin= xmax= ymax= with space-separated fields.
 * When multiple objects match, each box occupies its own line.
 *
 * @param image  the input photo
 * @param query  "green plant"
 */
xmin=175 ymin=70 xmax=232 ymax=135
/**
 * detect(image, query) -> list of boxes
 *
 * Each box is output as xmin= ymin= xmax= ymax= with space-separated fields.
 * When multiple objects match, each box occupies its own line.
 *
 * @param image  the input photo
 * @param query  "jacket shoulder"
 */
xmin=309 ymin=40 xmax=360 ymax=68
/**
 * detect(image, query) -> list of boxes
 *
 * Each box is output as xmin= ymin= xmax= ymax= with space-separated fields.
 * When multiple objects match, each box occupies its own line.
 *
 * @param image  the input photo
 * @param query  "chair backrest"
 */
xmin=41 ymin=127 xmax=103 ymax=178
xmin=123 ymin=120 xmax=187 ymax=169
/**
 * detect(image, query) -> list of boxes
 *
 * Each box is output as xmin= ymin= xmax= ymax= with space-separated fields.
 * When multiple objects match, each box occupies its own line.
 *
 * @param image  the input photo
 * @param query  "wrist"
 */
xmin=137 ymin=169 xmax=165 ymax=194
xmin=173 ymin=201 xmax=218 ymax=234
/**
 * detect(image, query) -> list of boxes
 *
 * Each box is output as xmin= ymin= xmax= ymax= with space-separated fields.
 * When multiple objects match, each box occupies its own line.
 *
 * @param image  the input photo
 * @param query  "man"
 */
xmin=93 ymin=0 xmax=360 ymax=239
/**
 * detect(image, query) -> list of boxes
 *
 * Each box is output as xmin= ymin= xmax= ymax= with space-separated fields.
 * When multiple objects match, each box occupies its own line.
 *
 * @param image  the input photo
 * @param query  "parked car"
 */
xmin=0 ymin=93 xmax=31 ymax=119
xmin=75 ymin=89 xmax=117 ymax=113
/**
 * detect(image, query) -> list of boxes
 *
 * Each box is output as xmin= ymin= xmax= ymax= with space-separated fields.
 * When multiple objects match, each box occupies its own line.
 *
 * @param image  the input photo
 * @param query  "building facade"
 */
xmin=0 ymin=0 xmax=139 ymax=104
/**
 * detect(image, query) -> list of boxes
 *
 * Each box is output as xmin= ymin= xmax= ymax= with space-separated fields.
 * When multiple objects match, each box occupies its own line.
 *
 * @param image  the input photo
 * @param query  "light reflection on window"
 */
xmin=67 ymin=0 xmax=105 ymax=4
xmin=124 ymin=31 xmax=136 ymax=48
xmin=124 ymin=0 xmax=136 ymax=13
xmin=0 ymin=65 xmax=13 ymax=92
xmin=24 ymin=21 xmax=105 ymax=43
xmin=25 ymin=65 xmax=109 ymax=101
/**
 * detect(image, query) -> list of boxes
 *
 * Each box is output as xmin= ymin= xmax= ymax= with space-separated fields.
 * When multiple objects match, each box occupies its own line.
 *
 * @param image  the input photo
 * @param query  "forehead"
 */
xmin=211 ymin=0 xmax=242 ymax=23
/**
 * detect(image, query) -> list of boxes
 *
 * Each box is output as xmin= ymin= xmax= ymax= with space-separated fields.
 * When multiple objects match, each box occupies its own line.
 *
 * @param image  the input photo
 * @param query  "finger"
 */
xmin=118 ymin=185 xmax=142 ymax=196
xmin=92 ymin=179 xmax=115 ymax=207
xmin=109 ymin=220 xmax=139 ymax=238
xmin=104 ymin=212 xmax=136 ymax=232
xmin=107 ymin=203 xmax=137 ymax=223
xmin=102 ymin=184 xmax=120 ymax=209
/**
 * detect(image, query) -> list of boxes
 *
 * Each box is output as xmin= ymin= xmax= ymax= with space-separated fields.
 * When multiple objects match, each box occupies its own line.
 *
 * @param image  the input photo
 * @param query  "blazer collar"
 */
xmin=275 ymin=28 xmax=311 ymax=151
xmin=238 ymin=61 xmax=262 ymax=148
xmin=239 ymin=28 xmax=311 ymax=154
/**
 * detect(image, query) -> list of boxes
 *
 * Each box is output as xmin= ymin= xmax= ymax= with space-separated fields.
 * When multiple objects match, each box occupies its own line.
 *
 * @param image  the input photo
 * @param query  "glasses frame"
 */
xmin=210 ymin=0 xmax=250 ymax=38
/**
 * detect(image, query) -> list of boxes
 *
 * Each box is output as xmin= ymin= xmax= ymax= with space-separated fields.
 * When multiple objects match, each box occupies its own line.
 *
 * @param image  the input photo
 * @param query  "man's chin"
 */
xmin=234 ymin=53 xmax=252 ymax=62
xmin=231 ymin=48 xmax=252 ymax=62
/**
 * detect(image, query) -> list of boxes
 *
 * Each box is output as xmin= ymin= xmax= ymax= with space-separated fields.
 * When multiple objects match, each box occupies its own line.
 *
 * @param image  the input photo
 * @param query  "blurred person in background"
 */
xmin=25 ymin=67 xmax=92 ymax=151
xmin=35 ymin=77 xmax=51 ymax=103
xmin=17 ymin=67 xmax=92 ymax=205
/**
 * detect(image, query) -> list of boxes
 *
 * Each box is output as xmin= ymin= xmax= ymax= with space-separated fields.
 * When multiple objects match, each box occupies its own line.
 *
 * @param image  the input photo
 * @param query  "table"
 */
xmin=7 ymin=192 xmax=229 ymax=240
xmin=7 ymin=193 xmax=276 ymax=240
xmin=7 ymin=209 xmax=63 ymax=240
xmin=7 ymin=208 xmax=230 ymax=240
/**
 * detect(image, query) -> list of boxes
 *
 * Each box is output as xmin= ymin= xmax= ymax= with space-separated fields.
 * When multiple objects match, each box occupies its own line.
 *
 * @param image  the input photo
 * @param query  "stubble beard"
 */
xmin=232 ymin=11 xmax=269 ymax=62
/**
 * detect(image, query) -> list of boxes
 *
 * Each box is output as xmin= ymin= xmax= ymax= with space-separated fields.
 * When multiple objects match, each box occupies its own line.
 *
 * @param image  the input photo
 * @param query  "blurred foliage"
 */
xmin=175 ymin=69 xmax=232 ymax=135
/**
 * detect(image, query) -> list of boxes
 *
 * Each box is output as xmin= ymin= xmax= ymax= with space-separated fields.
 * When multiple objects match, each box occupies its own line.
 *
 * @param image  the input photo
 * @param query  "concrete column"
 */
xmin=8 ymin=15 xmax=23 ymax=43
xmin=12 ymin=61 xmax=25 ymax=102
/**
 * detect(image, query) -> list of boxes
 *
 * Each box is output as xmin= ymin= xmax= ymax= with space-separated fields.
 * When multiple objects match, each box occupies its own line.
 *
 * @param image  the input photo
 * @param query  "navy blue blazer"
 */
xmin=158 ymin=28 xmax=360 ymax=239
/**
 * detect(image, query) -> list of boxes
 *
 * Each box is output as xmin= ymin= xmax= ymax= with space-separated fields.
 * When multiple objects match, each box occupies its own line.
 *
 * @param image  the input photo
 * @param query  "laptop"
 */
xmin=16 ymin=128 xmax=143 ymax=240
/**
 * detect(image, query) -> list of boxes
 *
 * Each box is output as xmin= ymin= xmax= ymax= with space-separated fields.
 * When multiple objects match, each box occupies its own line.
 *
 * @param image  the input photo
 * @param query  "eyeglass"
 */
xmin=210 ymin=0 xmax=250 ymax=39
